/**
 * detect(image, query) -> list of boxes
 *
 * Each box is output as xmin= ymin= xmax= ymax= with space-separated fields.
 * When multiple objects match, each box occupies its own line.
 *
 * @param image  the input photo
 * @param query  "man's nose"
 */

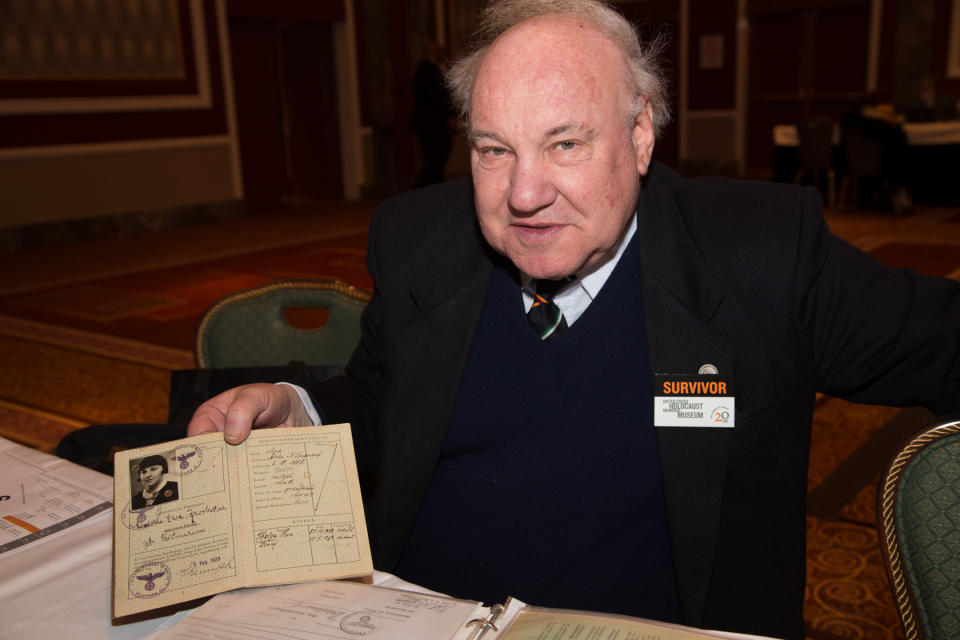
xmin=507 ymin=156 xmax=557 ymax=214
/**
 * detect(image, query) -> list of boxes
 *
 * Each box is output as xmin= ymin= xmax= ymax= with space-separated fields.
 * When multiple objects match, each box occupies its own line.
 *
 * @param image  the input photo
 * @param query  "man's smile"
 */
xmin=511 ymin=222 xmax=567 ymax=241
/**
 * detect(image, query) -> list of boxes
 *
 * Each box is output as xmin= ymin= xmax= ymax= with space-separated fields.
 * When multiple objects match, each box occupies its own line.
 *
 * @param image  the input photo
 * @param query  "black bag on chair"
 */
xmin=166 ymin=363 xmax=342 ymax=422
xmin=56 ymin=363 xmax=342 ymax=475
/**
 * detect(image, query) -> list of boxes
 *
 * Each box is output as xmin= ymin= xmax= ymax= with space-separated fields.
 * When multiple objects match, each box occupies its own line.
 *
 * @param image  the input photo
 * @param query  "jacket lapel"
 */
xmin=373 ymin=197 xmax=496 ymax=568
xmin=638 ymin=164 xmax=735 ymax=626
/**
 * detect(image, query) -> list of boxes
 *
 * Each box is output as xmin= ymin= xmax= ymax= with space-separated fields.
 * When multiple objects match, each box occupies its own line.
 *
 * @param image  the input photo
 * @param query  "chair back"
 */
xmin=879 ymin=414 xmax=960 ymax=640
xmin=841 ymin=118 xmax=886 ymax=178
xmin=797 ymin=119 xmax=834 ymax=172
xmin=195 ymin=279 xmax=371 ymax=369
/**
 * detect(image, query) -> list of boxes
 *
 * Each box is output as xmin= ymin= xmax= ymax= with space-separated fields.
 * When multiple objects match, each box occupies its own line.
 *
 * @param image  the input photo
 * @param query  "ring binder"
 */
xmin=143 ymin=575 xmax=780 ymax=639
xmin=465 ymin=603 xmax=504 ymax=639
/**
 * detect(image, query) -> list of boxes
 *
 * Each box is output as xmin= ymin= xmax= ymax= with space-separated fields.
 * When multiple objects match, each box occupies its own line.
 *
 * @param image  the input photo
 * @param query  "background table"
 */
xmin=773 ymin=120 xmax=960 ymax=206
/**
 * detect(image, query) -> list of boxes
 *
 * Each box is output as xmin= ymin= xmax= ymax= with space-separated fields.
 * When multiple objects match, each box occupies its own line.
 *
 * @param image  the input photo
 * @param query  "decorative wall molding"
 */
xmin=0 ymin=0 xmax=210 ymax=115
xmin=0 ymin=135 xmax=231 ymax=160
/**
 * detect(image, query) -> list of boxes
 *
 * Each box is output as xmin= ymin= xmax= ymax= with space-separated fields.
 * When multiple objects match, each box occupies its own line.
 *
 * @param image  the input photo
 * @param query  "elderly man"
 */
xmin=189 ymin=1 xmax=960 ymax=638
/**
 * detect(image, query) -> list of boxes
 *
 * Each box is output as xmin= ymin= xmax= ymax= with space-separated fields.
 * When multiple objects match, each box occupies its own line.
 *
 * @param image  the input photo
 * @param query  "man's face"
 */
xmin=469 ymin=15 xmax=655 ymax=279
xmin=139 ymin=464 xmax=164 ymax=487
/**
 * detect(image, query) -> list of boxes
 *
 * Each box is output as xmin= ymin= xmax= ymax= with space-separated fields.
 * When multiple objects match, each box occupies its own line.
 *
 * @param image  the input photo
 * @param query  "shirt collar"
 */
xmin=576 ymin=211 xmax=637 ymax=300
xmin=520 ymin=211 xmax=638 ymax=325
xmin=519 ymin=211 xmax=638 ymax=290
xmin=142 ymin=479 xmax=169 ymax=500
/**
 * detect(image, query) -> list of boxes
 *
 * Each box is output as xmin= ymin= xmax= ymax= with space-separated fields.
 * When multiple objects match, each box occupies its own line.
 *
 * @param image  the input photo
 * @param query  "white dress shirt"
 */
xmin=520 ymin=212 xmax=638 ymax=326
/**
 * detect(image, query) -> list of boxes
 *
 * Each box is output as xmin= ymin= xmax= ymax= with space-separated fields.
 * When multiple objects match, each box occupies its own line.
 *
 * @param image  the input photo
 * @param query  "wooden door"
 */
xmin=229 ymin=17 xmax=289 ymax=208
xmin=228 ymin=16 xmax=343 ymax=208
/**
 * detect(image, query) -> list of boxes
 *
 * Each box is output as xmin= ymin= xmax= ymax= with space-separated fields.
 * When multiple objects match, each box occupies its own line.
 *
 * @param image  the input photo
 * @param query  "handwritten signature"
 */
xmin=178 ymin=556 xmax=236 ymax=579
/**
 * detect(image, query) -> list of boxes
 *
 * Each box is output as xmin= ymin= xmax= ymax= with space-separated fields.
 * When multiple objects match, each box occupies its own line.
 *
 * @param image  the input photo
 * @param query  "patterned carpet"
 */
xmin=0 ymin=232 xmax=371 ymax=351
xmin=800 ymin=206 xmax=960 ymax=640
xmin=1 ymin=202 xmax=959 ymax=639
xmin=805 ymin=400 xmax=911 ymax=640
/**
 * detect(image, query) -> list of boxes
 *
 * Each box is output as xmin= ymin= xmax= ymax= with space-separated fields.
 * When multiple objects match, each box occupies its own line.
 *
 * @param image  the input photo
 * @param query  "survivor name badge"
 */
xmin=653 ymin=373 xmax=735 ymax=428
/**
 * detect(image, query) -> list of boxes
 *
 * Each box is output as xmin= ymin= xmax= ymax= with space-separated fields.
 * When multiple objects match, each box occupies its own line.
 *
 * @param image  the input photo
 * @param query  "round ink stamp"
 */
xmin=120 ymin=503 xmax=161 ymax=531
xmin=340 ymin=611 xmax=379 ymax=636
xmin=128 ymin=561 xmax=171 ymax=599
xmin=170 ymin=444 xmax=202 ymax=476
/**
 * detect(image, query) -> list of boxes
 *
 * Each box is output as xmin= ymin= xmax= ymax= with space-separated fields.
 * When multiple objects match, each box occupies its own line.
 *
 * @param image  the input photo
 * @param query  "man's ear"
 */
xmin=632 ymin=103 xmax=656 ymax=176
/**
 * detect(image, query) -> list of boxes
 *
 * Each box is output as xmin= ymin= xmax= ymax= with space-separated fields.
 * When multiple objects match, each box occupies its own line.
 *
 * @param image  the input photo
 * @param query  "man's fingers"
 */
xmin=187 ymin=409 xmax=226 ymax=436
xmin=222 ymin=386 xmax=270 ymax=443
xmin=186 ymin=388 xmax=237 ymax=437
xmin=187 ymin=384 xmax=295 ymax=444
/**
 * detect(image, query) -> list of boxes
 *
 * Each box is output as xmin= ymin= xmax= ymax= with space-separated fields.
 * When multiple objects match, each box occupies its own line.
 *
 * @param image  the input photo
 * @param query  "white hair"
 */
xmin=446 ymin=0 xmax=672 ymax=137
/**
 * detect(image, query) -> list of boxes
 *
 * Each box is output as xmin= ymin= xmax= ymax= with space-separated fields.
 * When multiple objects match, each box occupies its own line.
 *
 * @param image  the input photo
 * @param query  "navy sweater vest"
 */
xmin=395 ymin=236 xmax=681 ymax=622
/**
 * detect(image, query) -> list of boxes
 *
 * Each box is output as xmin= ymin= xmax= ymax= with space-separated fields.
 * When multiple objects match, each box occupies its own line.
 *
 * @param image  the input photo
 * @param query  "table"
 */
xmin=0 ymin=437 xmax=457 ymax=640
xmin=0 ymin=437 xmax=182 ymax=639
xmin=774 ymin=120 xmax=960 ymax=147
xmin=773 ymin=120 xmax=960 ymax=206
xmin=0 ymin=437 xmax=778 ymax=640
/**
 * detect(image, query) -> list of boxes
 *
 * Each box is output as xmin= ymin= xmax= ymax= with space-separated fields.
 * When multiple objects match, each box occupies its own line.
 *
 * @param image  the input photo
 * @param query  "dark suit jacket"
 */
xmin=312 ymin=162 xmax=960 ymax=639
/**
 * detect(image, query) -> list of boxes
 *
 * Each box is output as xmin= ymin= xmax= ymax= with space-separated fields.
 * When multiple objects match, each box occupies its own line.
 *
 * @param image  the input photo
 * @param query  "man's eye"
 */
xmin=555 ymin=140 xmax=577 ymax=151
xmin=483 ymin=146 xmax=507 ymax=157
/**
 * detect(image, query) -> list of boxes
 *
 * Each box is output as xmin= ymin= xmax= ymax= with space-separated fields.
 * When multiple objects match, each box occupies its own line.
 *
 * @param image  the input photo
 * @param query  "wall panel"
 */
xmin=0 ymin=0 xmax=240 ymax=230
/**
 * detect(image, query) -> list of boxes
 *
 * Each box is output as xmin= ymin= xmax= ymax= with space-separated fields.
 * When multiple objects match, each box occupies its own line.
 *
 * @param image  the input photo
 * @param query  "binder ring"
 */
xmin=466 ymin=617 xmax=499 ymax=632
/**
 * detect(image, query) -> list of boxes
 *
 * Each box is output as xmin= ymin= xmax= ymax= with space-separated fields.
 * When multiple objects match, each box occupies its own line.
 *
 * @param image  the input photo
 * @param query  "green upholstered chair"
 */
xmin=195 ymin=279 xmax=371 ymax=369
xmin=879 ymin=414 xmax=960 ymax=640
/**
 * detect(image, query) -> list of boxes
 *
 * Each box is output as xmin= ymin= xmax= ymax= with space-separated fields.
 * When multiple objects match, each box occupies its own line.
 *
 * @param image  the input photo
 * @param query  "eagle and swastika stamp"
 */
xmin=169 ymin=444 xmax=202 ymax=476
xmin=128 ymin=561 xmax=171 ymax=599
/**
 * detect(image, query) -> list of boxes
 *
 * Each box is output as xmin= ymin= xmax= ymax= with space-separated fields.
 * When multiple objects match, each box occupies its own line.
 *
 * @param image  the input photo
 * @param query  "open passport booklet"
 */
xmin=115 ymin=425 xmax=775 ymax=639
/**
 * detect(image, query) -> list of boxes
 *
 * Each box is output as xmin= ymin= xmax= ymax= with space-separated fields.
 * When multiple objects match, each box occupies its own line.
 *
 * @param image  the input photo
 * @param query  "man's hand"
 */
xmin=187 ymin=383 xmax=312 ymax=444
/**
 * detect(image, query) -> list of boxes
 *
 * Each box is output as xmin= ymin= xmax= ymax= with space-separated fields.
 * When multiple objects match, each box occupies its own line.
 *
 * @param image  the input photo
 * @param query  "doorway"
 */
xmin=228 ymin=16 xmax=344 ymax=208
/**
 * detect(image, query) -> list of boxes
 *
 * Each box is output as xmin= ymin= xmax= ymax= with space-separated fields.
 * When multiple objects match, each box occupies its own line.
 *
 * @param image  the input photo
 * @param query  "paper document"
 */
xmin=500 ymin=608 xmax=777 ymax=639
xmin=147 ymin=575 xmax=780 ymax=640
xmin=0 ymin=445 xmax=111 ymax=555
xmin=150 ymin=579 xmax=489 ymax=640
xmin=113 ymin=424 xmax=372 ymax=617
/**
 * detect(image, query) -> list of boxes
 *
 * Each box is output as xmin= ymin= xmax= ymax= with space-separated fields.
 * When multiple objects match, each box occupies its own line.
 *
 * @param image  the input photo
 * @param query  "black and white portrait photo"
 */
xmin=130 ymin=454 xmax=179 ymax=510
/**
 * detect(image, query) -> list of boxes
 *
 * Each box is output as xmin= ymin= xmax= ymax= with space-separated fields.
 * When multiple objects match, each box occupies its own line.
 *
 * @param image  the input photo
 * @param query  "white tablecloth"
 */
xmin=0 ymin=438 xmax=188 ymax=640
xmin=774 ymin=120 xmax=960 ymax=146
xmin=0 ymin=437 xmax=439 ymax=640
xmin=0 ymin=437 xmax=781 ymax=640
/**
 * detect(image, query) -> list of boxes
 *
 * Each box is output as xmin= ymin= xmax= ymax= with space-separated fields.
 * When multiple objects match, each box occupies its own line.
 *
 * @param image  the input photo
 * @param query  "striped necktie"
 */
xmin=526 ymin=276 xmax=574 ymax=341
